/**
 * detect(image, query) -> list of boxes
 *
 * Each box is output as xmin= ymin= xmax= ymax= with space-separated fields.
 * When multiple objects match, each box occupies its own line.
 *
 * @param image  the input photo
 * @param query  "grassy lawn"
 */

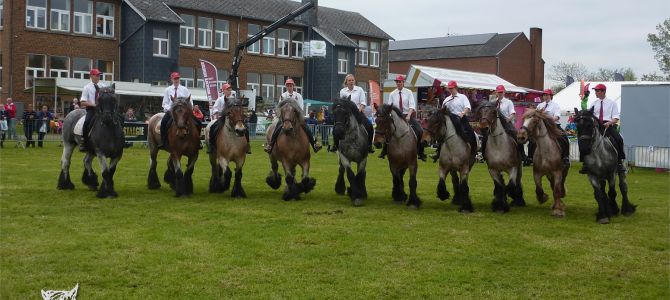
xmin=1 ymin=141 xmax=668 ymax=299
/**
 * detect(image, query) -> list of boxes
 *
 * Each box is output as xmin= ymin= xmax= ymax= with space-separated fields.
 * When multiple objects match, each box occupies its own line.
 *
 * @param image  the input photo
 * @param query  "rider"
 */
xmin=333 ymin=74 xmax=375 ymax=153
xmin=479 ymin=85 xmax=519 ymax=161
xmin=208 ymin=83 xmax=246 ymax=154
xmin=535 ymin=88 xmax=570 ymax=167
xmin=580 ymin=83 xmax=626 ymax=173
xmin=79 ymin=69 xmax=106 ymax=152
xmin=379 ymin=75 xmax=427 ymax=161
xmin=264 ymin=78 xmax=322 ymax=153
xmin=158 ymin=72 xmax=193 ymax=150
xmin=434 ymin=80 xmax=477 ymax=160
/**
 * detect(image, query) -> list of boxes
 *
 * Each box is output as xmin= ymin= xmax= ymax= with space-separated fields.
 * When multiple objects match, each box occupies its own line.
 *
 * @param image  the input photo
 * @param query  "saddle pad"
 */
xmin=74 ymin=115 xmax=85 ymax=136
xmin=154 ymin=113 xmax=165 ymax=134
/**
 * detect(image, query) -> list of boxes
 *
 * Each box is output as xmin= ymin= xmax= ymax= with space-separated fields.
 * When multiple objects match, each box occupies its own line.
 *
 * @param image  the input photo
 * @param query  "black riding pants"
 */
xmin=82 ymin=107 xmax=95 ymax=138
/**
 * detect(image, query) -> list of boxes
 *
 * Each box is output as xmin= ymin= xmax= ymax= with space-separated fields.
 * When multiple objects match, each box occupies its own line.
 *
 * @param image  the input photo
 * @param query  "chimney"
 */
xmin=529 ymin=27 xmax=544 ymax=90
xmin=301 ymin=0 xmax=318 ymax=27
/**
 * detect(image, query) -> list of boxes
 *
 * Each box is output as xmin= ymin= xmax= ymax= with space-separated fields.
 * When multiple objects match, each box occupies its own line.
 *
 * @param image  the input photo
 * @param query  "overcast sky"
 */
xmin=319 ymin=0 xmax=669 ymax=87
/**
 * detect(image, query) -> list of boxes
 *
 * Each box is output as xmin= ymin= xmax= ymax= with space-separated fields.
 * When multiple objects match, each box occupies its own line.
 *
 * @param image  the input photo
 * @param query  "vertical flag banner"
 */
xmin=199 ymin=59 xmax=219 ymax=106
xmin=368 ymin=80 xmax=381 ymax=107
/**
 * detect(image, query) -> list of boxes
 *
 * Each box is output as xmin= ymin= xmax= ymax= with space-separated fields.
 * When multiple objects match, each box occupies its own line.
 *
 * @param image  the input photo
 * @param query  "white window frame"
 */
xmin=276 ymin=75 xmax=286 ymax=97
xmin=25 ymin=54 xmax=46 ymax=88
xmin=73 ymin=0 xmax=93 ymax=35
xmin=217 ymin=70 xmax=228 ymax=90
xmin=262 ymin=28 xmax=275 ymax=56
xmin=0 ymin=0 xmax=4 ymax=29
xmin=26 ymin=1 xmax=47 ymax=30
xmin=277 ymin=29 xmax=289 ymax=57
xmin=291 ymin=31 xmax=303 ymax=58
xmin=96 ymin=60 xmax=114 ymax=81
xmin=180 ymin=14 xmax=195 ymax=46
xmin=370 ymin=42 xmax=380 ymax=67
xmin=95 ymin=2 xmax=114 ymax=37
xmin=358 ymin=40 xmax=369 ymax=66
xmin=72 ymin=57 xmax=91 ymax=79
xmin=294 ymin=77 xmax=303 ymax=94
xmin=153 ymin=29 xmax=169 ymax=57
xmin=262 ymin=74 xmax=275 ymax=101
xmin=197 ymin=17 xmax=212 ymax=49
xmin=247 ymin=24 xmax=260 ymax=54
xmin=50 ymin=0 xmax=70 ymax=32
xmin=214 ymin=19 xmax=229 ymax=50
xmin=49 ymin=56 xmax=70 ymax=78
xmin=179 ymin=67 xmax=195 ymax=88
xmin=246 ymin=73 xmax=260 ymax=95
xmin=338 ymin=51 xmax=348 ymax=74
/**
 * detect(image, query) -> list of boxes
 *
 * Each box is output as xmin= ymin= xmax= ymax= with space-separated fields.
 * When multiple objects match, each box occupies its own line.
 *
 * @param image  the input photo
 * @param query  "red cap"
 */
xmin=221 ymin=83 xmax=232 ymax=90
xmin=394 ymin=75 xmax=406 ymax=82
xmin=592 ymin=83 xmax=607 ymax=91
xmin=285 ymin=78 xmax=295 ymax=85
xmin=447 ymin=80 xmax=458 ymax=88
xmin=495 ymin=85 xmax=505 ymax=93
xmin=543 ymin=88 xmax=553 ymax=95
xmin=89 ymin=69 xmax=101 ymax=76
xmin=170 ymin=72 xmax=180 ymax=79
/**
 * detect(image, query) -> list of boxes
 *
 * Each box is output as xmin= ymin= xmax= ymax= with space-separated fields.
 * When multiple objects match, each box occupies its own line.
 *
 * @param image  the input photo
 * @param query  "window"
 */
xmin=262 ymin=27 xmax=275 ymax=55
xmin=276 ymin=75 xmax=286 ymax=96
xmin=197 ymin=17 xmax=212 ymax=48
xmin=247 ymin=24 xmax=260 ymax=54
xmin=338 ymin=51 xmax=348 ymax=74
xmin=50 ymin=0 xmax=70 ymax=32
xmin=26 ymin=0 xmax=47 ymax=30
xmin=214 ymin=19 xmax=229 ymax=50
xmin=358 ymin=40 xmax=368 ymax=66
xmin=246 ymin=73 xmax=259 ymax=95
xmin=370 ymin=41 xmax=380 ymax=67
xmin=179 ymin=67 xmax=194 ymax=88
xmin=95 ymin=2 xmax=114 ymax=37
xmin=49 ymin=56 xmax=69 ymax=78
xmin=25 ymin=54 xmax=46 ymax=88
xmin=291 ymin=30 xmax=303 ymax=58
xmin=277 ymin=29 xmax=289 ymax=57
xmin=180 ymin=15 xmax=195 ymax=46
xmin=357 ymin=81 xmax=369 ymax=102
xmin=293 ymin=77 xmax=303 ymax=94
xmin=262 ymin=74 xmax=275 ymax=101
xmin=96 ymin=59 xmax=113 ymax=81
xmin=72 ymin=57 xmax=91 ymax=79
xmin=217 ymin=69 xmax=229 ymax=90
xmin=153 ymin=29 xmax=169 ymax=57
xmin=0 ymin=0 xmax=3 ymax=29
xmin=73 ymin=0 xmax=92 ymax=34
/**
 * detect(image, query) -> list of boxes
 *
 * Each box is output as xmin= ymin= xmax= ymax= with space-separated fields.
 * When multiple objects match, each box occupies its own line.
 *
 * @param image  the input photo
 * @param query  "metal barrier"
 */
xmin=627 ymin=145 xmax=670 ymax=169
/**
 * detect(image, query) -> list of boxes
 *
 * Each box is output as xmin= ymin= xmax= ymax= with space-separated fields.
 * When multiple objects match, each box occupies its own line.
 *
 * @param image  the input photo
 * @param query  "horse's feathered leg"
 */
xmin=173 ymin=154 xmax=185 ymax=197
xmin=282 ymin=161 xmax=300 ymax=201
xmin=335 ymin=160 xmax=346 ymax=195
xmin=58 ymin=142 xmax=75 ymax=190
xmin=298 ymin=160 xmax=315 ymax=194
xmin=407 ymin=166 xmax=422 ymax=209
xmin=590 ymin=175 xmax=611 ymax=224
xmin=606 ymin=174 xmax=619 ymax=216
xmin=183 ymin=153 xmax=198 ymax=196
xmin=618 ymin=171 xmax=636 ymax=216
xmin=458 ymin=168 xmax=474 ymax=213
xmin=208 ymin=154 xmax=223 ymax=193
xmin=231 ymin=158 xmax=247 ymax=198
xmin=550 ymin=171 xmax=565 ymax=217
xmin=106 ymin=155 xmax=121 ymax=198
xmin=147 ymin=146 xmax=161 ymax=189
xmin=266 ymin=158 xmax=282 ymax=190
xmin=357 ymin=158 xmax=368 ymax=199
xmin=489 ymin=169 xmax=510 ymax=213
xmin=164 ymin=158 xmax=176 ymax=190
xmin=437 ymin=167 xmax=450 ymax=201
xmin=81 ymin=153 xmax=98 ymax=191
xmin=450 ymin=170 xmax=461 ymax=205
xmin=218 ymin=157 xmax=231 ymax=192
xmin=533 ymin=170 xmax=548 ymax=205
xmin=508 ymin=166 xmax=526 ymax=207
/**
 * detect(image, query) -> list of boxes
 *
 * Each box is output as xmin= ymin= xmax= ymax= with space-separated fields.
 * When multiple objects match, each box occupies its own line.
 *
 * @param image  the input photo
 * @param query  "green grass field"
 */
xmin=1 ymin=141 xmax=668 ymax=299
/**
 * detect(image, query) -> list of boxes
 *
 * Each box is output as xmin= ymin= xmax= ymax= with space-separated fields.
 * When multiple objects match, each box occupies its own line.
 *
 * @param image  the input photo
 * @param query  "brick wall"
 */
xmin=498 ymin=36 xmax=533 ymax=88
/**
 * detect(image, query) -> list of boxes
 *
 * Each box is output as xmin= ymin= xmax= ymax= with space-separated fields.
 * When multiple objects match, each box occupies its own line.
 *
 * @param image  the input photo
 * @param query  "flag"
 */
xmin=368 ymin=80 xmax=381 ymax=107
xmin=199 ymin=59 xmax=219 ymax=105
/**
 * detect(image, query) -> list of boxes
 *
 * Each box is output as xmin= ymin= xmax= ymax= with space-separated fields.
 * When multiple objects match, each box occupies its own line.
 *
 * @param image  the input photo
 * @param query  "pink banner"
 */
xmin=199 ymin=59 xmax=219 ymax=105
xmin=368 ymin=80 xmax=381 ymax=107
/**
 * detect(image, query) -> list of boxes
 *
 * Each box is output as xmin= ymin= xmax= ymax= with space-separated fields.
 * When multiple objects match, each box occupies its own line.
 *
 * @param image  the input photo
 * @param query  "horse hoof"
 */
xmin=352 ymin=198 xmax=364 ymax=207
xmin=407 ymin=204 xmax=419 ymax=210
xmin=552 ymin=210 xmax=565 ymax=218
xmin=597 ymin=217 xmax=611 ymax=224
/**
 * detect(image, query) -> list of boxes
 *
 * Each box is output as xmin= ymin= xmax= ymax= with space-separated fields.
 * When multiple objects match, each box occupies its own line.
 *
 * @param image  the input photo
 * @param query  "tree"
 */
xmin=592 ymin=67 xmax=637 ymax=81
xmin=647 ymin=19 xmax=670 ymax=76
xmin=547 ymin=62 xmax=591 ymax=84
xmin=641 ymin=72 xmax=669 ymax=81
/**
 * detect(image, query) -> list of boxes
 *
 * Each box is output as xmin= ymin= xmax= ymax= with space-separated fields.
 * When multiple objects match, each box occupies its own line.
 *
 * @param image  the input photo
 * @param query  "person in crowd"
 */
xmin=379 ymin=75 xmax=427 ymax=161
xmin=247 ymin=109 xmax=258 ymax=139
xmin=125 ymin=107 xmax=137 ymax=121
xmin=79 ymin=69 xmax=106 ymax=152
xmin=535 ymin=88 xmax=570 ymax=167
xmin=0 ymin=103 xmax=9 ymax=148
xmin=158 ymin=72 xmax=193 ymax=149
xmin=36 ymin=105 xmax=54 ymax=147
xmin=22 ymin=104 xmax=37 ymax=148
xmin=6 ymin=98 xmax=17 ymax=141
xmin=581 ymin=83 xmax=591 ymax=111
xmin=193 ymin=104 xmax=204 ymax=121
xmin=480 ymin=85 xmax=518 ymax=161
xmin=70 ymin=98 xmax=80 ymax=112
xmin=334 ymin=74 xmax=374 ymax=153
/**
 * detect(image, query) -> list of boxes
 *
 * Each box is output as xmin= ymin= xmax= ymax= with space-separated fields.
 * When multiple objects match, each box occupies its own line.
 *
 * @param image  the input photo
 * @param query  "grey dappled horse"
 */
xmin=58 ymin=84 xmax=124 ymax=198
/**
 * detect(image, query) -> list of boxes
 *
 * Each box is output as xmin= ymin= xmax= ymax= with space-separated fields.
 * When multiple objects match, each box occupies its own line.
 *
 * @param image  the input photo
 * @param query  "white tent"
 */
xmin=553 ymin=81 xmax=670 ymax=114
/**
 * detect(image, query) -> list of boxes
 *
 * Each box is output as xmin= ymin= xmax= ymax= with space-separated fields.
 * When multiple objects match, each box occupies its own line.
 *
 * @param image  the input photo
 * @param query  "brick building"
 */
xmin=389 ymin=28 xmax=544 ymax=90
xmin=0 ymin=0 xmax=392 ymax=113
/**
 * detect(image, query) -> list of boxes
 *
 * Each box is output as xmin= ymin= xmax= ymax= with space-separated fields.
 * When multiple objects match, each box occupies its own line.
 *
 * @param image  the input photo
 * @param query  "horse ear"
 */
xmin=588 ymin=106 xmax=594 ymax=114
xmin=347 ymin=95 xmax=351 ymax=101
xmin=574 ymin=107 xmax=579 ymax=115
xmin=110 ymin=83 xmax=116 ymax=92
xmin=440 ymin=106 xmax=448 ymax=115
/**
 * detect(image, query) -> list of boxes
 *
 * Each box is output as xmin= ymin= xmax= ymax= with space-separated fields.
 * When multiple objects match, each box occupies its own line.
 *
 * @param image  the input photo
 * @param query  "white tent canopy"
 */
xmin=553 ymin=81 xmax=670 ymax=114
xmin=402 ymin=65 xmax=527 ymax=93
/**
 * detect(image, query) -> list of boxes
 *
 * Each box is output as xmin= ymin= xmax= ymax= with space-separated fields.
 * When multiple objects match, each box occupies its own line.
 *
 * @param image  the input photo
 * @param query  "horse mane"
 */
xmin=430 ymin=107 xmax=466 ymax=138
xmin=332 ymin=97 xmax=368 ymax=124
xmin=523 ymin=109 xmax=564 ymax=139
xmin=477 ymin=101 xmax=517 ymax=137
xmin=222 ymin=98 xmax=243 ymax=115
xmin=171 ymin=96 xmax=192 ymax=110
xmin=278 ymin=99 xmax=305 ymax=126
xmin=380 ymin=104 xmax=405 ymax=121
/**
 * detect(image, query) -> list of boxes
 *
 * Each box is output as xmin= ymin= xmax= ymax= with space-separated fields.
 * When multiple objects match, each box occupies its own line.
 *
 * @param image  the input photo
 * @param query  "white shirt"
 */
xmin=162 ymin=85 xmax=192 ymax=112
xmin=441 ymin=93 xmax=471 ymax=115
xmin=386 ymin=88 xmax=415 ymax=115
xmin=80 ymin=81 xmax=107 ymax=105
xmin=536 ymin=100 xmax=561 ymax=124
xmin=339 ymin=86 xmax=367 ymax=108
xmin=280 ymin=91 xmax=304 ymax=113
xmin=493 ymin=97 xmax=516 ymax=120
xmin=589 ymin=97 xmax=620 ymax=121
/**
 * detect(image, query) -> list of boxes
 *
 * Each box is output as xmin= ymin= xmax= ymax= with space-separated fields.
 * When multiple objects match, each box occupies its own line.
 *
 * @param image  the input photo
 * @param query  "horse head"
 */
xmin=96 ymin=84 xmax=118 ymax=125
xmin=574 ymin=107 xmax=599 ymax=155
xmin=477 ymin=101 xmax=498 ymax=132
xmin=421 ymin=107 xmax=447 ymax=145
xmin=373 ymin=104 xmax=402 ymax=147
xmin=171 ymin=96 xmax=193 ymax=137
xmin=517 ymin=109 xmax=540 ymax=144
xmin=278 ymin=100 xmax=302 ymax=135
xmin=331 ymin=96 xmax=357 ymax=141
xmin=224 ymin=99 xmax=246 ymax=137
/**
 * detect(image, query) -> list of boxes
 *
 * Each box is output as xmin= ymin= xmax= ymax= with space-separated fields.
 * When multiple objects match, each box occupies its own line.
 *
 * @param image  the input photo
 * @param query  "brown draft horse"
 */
xmin=206 ymin=100 xmax=248 ymax=197
xmin=518 ymin=109 xmax=570 ymax=217
xmin=422 ymin=107 xmax=476 ymax=212
xmin=265 ymin=100 xmax=316 ymax=200
xmin=147 ymin=97 xmax=201 ymax=197
xmin=374 ymin=104 xmax=421 ymax=208
xmin=477 ymin=102 xmax=525 ymax=212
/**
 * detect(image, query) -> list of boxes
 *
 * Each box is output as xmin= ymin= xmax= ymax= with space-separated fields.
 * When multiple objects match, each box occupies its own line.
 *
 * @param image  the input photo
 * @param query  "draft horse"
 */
xmin=331 ymin=97 xmax=369 ymax=206
xmin=477 ymin=102 xmax=525 ymax=212
xmin=147 ymin=97 xmax=201 ymax=197
xmin=265 ymin=100 xmax=316 ymax=200
xmin=373 ymin=104 xmax=421 ymax=208
xmin=574 ymin=108 xmax=636 ymax=224
xmin=206 ymin=99 xmax=249 ymax=198
xmin=58 ymin=84 xmax=125 ymax=198
xmin=422 ymin=107 xmax=476 ymax=212
xmin=518 ymin=109 xmax=569 ymax=217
